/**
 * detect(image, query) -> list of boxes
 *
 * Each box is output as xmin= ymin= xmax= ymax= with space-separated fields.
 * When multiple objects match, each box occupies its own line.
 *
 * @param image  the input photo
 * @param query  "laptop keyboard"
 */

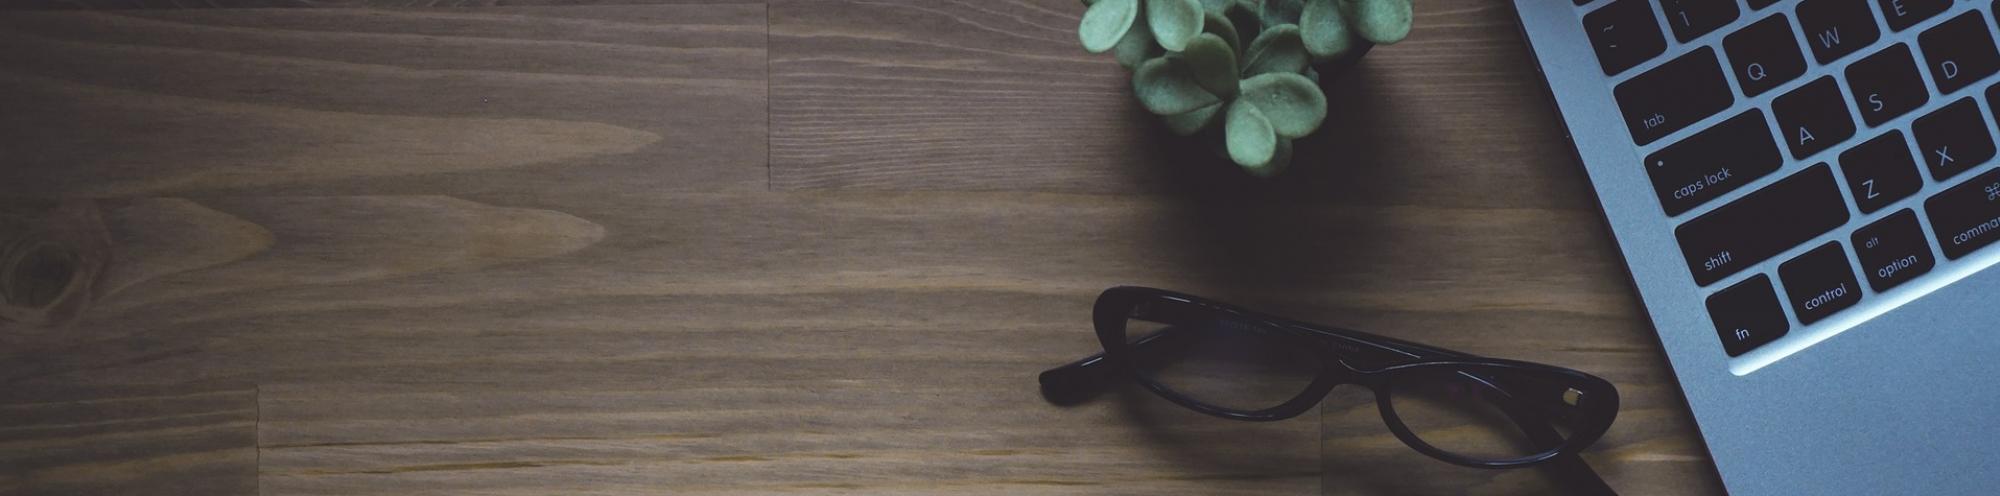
xmin=1573 ymin=0 xmax=2000 ymax=362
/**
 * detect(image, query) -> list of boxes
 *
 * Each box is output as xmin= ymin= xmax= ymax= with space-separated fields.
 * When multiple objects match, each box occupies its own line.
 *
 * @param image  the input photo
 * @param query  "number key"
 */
xmin=1657 ymin=0 xmax=1740 ymax=42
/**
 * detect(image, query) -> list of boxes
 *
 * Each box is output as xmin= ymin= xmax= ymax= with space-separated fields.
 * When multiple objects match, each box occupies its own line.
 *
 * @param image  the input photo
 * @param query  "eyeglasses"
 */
xmin=1039 ymin=287 xmax=1622 ymax=489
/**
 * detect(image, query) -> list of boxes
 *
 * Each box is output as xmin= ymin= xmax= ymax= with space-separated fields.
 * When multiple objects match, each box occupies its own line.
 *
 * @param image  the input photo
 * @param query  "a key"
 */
xmin=1926 ymin=167 xmax=2000 ymax=259
xmin=1846 ymin=44 xmax=1930 ymax=127
xmin=1677 ymin=164 xmax=1851 ymax=286
xmin=1797 ymin=0 xmax=1881 ymax=64
xmin=1837 ymin=131 xmax=1923 ymax=213
xmin=1707 ymin=274 xmax=1790 ymax=357
xmin=1912 ymin=98 xmax=1994 ymax=181
xmin=1779 ymin=242 xmax=1864 ymax=324
xmin=1748 ymin=0 xmax=1782 ymax=8
xmin=1584 ymin=0 xmax=1668 ymax=75
xmin=1645 ymin=111 xmax=1784 ymax=215
xmin=1614 ymin=47 xmax=1734 ymax=145
xmin=1773 ymin=77 xmax=1856 ymax=159
xmin=1918 ymin=12 xmax=2000 ymax=95
xmin=1724 ymin=15 xmax=1808 ymax=96
xmin=1657 ymin=0 xmax=1740 ymax=42
xmin=1879 ymin=0 xmax=1951 ymax=31
xmin=1851 ymin=209 xmax=1936 ymax=292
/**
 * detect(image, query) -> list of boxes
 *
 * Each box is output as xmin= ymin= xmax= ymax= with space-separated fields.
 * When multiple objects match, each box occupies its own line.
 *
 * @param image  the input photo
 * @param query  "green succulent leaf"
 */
xmin=1243 ymin=24 xmax=1310 ymax=76
xmin=1225 ymin=100 xmax=1278 ymax=168
xmin=1112 ymin=16 xmax=1161 ymax=68
xmin=1202 ymin=10 xmax=1241 ymax=53
xmin=1259 ymin=0 xmax=1305 ymax=30
xmin=1181 ymin=33 xmax=1239 ymax=99
xmin=1147 ymin=0 xmax=1205 ymax=51
xmin=1133 ymin=56 xmax=1222 ymax=115
xmin=1079 ymin=0 xmax=1140 ymax=53
xmin=1242 ymin=137 xmax=1293 ymax=177
xmin=1239 ymin=72 xmax=1326 ymax=138
xmin=1300 ymin=0 xmax=1355 ymax=60
xmin=1349 ymin=0 xmax=1413 ymax=44
xmin=1162 ymin=102 xmax=1222 ymax=136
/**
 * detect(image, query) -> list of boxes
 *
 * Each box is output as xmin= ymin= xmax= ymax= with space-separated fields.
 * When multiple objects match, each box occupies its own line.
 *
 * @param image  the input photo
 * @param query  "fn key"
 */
xmin=1708 ymin=274 xmax=1790 ymax=357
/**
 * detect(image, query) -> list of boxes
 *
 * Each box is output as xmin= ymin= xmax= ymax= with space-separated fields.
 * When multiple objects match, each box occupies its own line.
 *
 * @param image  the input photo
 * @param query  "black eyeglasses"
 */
xmin=1039 ymin=287 xmax=1621 ymax=490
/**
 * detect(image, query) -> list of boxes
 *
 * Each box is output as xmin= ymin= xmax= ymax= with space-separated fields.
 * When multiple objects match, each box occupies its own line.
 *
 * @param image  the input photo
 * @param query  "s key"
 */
xmin=1847 ymin=44 xmax=1929 ymax=127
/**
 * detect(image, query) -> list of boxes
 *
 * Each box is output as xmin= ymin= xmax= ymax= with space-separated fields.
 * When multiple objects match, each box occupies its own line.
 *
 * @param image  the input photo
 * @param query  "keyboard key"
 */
xmin=1584 ymin=0 xmax=1668 ymax=75
xmin=1796 ymin=0 xmax=1881 ymax=64
xmin=1577 ymin=0 xmax=1595 ymax=5
xmin=1918 ymin=12 xmax=2000 ymax=95
xmin=1878 ymin=0 xmax=1950 ymax=31
xmin=1773 ymin=77 xmax=1856 ymax=159
xmin=1707 ymin=274 xmax=1790 ymax=357
xmin=1657 ymin=0 xmax=1740 ymax=42
xmin=1677 ymin=164 xmax=1851 ymax=286
xmin=1846 ymin=44 xmax=1930 ymax=127
xmin=1724 ymin=15 xmax=1808 ymax=96
xmin=1926 ymin=167 xmax=2000 ymax=259
xmin=1748 ymin=0 xmax=1781 ymax=7
xmin=1779 ymin=242 xmax=1863 ymax=324
xmin=1912 ymin=98 xmax=1995 ymax=181
xmin=1614 ymin=47 xmax=1734 ymax=145
xmin=1852 ymin=209 xmax=1936 ymax=292
xmin=1645 ymin=111 xmax=1784 ymax=215
xmin=1837 ymin=131 xmax=1923 ymax=213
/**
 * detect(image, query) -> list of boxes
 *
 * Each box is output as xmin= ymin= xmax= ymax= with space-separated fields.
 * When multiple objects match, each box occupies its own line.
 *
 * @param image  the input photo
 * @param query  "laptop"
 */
xmin=1513 ymin=1 xmax=2000 ymax=494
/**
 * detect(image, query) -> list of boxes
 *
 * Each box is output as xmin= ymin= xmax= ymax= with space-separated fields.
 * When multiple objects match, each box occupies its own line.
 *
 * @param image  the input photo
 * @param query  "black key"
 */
xmin=1852 ymin=209 xmax=1936 ymax=292
xmin=1657 ymin=0 xmax=1740 ymax=42
xmin=1797 ymin=0 xmax=1881 ymax=64
xmin=1707 ymin=275 xmax=1790 ymax=357
xmin=1779 ymin=242 xmax=1863 ymax=324
xmin=1919 ymin=12 xmax=2000 ymax=95
xmin=1646 ymin=111 xmax=1784 ymax=215
xmin=1584 ymin=0 xmax=1668 ymax=75
xmin=1748 ymin=0 xmax=1782 ymax=7
xmin=1724 ymin=15 xmax=1808 ymax=96
xmin=1578 ymin=0 xmax=1595 ymax=5
xmin=1614 ymin=47 xmax=1734 ymax=145
xmin=1837 ymin=131 xmax=1923 ymax=213
xmin=1878 ymin=0 xmax=1950 ymax=31
xmin=1926 ymin=167 xmax=2000 ymax=259
xmin=1846 ymin=44 xmax=1930 ymax=127
xmin=1773 ymin=77 xmax=1856 ymax=159
xmin=1912 ymin=98 xmax=1995 ymax=181
xmin=1677 ymin=164 xmax=1851 ymax=286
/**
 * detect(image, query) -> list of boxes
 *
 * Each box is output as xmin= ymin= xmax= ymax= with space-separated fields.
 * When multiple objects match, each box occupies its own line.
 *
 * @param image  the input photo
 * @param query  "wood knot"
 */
xmin=0 ymin=201 xmax=110 ymax=331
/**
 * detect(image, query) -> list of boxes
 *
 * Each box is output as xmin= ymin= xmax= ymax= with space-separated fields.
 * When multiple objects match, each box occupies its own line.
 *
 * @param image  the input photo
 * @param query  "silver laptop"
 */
xmin=1514 ymin=0 xmax=2000 ymax=494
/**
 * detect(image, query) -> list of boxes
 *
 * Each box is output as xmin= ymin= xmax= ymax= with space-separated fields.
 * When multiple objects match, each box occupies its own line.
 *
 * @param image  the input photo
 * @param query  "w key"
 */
xmin=1615 ymin=47 xmax=1733 ymax=145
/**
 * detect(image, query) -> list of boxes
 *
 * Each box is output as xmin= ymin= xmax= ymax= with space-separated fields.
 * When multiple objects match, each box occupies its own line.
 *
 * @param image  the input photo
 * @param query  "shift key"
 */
xmin=1677 ymin=164 xmax=1851 ymax=286
xmin=1927 ymin=168 xmax=2000 ymax=259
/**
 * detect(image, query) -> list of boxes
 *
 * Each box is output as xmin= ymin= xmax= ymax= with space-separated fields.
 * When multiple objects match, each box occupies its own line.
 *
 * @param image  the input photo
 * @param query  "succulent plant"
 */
xmin=1079 ymin=0 xmax=1414 ymax=177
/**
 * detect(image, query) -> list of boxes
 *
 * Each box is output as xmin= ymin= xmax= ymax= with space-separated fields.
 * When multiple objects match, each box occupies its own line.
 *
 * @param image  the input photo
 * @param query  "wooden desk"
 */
xmin=0 ymin=1 xmax=1726 ymax=494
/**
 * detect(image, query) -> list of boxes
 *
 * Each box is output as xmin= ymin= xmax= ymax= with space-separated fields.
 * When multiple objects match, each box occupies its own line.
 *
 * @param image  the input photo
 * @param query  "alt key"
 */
xmin=1851 ymin=210 xmax=1936 ymax=292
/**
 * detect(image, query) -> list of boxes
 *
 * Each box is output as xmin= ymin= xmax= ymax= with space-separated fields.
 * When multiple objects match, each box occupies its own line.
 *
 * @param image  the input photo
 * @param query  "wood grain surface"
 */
xmin=0 ymin=1 xmax=1727 ymax=495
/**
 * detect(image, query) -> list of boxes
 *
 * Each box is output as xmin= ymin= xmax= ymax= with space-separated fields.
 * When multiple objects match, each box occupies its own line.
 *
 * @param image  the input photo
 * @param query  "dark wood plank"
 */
xmin=0 ymin=382 xmax=258 ymax=496
xmin=0 ymin=4 xmax=767 ymax=198
xmin=2 ymin=0 xmax=761 ymax=10
xmin=768 ymin=0 xmax=1590 ymax=211
xmin=1 ymin=1 xmax=1727 ymax=495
